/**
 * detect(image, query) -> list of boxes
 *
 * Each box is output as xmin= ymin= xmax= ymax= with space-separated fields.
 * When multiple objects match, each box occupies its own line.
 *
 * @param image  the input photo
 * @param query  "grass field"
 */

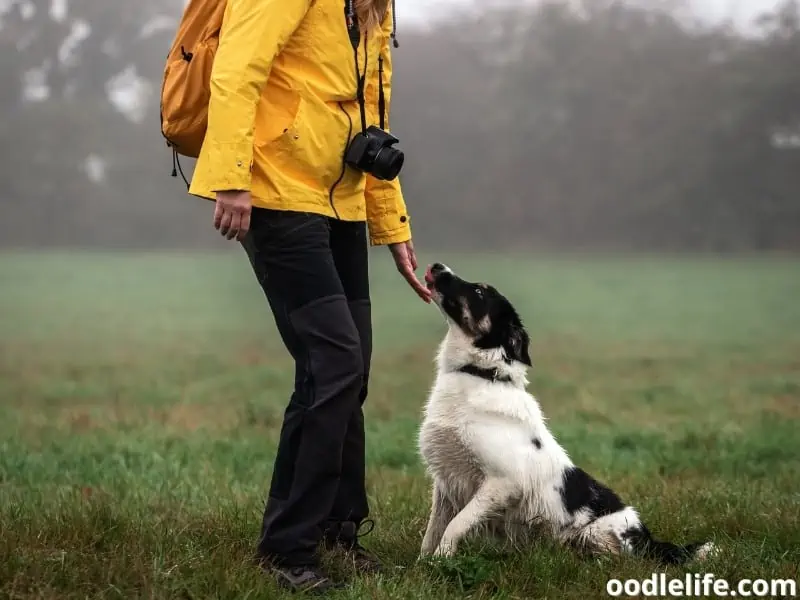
xmin=1 ymin=250 xmax=799 ymax=599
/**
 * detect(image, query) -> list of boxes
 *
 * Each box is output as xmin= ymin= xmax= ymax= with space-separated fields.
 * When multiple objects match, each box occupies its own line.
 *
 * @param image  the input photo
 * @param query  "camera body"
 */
xmin=344 ymin=125 xmax=405 ymax=181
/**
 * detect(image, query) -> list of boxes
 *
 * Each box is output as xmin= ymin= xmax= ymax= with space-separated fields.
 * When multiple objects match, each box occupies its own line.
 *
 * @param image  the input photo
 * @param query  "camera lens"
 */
xmin=372 ymin=146 xmax=404 ymax=181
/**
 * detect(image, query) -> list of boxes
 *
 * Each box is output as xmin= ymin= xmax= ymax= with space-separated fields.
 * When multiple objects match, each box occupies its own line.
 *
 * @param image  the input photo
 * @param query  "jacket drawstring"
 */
xmin=171 ymin=146 xmax=190 ymax=190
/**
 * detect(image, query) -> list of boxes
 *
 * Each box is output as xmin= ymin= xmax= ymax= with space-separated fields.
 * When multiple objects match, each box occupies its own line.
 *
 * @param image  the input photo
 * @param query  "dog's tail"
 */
xmin=627 ymin=525 xmax=715 ymax=565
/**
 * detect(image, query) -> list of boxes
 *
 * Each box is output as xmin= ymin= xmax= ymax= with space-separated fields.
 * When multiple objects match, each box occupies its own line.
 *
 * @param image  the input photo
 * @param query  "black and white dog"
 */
xmin=417 ymin=262 xmax=715 ymax=564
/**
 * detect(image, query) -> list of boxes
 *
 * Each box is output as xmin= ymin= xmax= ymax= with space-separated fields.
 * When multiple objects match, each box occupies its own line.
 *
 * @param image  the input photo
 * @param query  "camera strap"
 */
xmin=377 ymin=55 xmax=386 ymax=131
xmin=345 ymin=0 xmax=388 ymax=135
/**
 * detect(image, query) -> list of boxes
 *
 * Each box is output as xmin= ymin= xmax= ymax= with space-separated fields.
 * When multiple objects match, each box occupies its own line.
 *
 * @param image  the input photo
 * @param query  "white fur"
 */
xmin=417 ymin=278 xmax=713 ymax=562
xmin=418 ymin=325 xmax=607 ymax=557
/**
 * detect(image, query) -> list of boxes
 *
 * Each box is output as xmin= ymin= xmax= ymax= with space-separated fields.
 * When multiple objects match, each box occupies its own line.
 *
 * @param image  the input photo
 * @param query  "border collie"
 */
xmin=417 ymin=262 xmax=715 ymax=564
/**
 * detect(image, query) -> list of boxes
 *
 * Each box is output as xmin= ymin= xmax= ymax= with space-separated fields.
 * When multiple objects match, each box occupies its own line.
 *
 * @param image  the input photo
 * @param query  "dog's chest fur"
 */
xmin=418 ymin=422 xmax=485 ymax=506
xmin=418 ymin=329 xmax=575 ymax=538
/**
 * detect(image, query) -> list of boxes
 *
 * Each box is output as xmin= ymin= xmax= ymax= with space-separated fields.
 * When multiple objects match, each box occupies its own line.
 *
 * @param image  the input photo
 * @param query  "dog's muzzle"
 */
xmin=425 ymin=262 xmax=451 ymax=290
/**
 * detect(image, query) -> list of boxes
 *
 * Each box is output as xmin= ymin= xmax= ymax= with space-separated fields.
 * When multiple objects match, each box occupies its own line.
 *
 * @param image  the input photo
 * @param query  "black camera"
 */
xmin=344 ymin=125 xmax=405 ymax=181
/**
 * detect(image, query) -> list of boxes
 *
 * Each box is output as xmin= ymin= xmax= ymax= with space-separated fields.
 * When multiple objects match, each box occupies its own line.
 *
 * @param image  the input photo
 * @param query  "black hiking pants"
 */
xmin=241 ymin=207 xmax=372 ymax=567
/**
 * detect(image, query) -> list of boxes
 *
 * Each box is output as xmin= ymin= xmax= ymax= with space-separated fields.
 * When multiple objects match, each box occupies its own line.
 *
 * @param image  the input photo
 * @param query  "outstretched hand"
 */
xmin=389 ymin=240 xmax=432 ymax=303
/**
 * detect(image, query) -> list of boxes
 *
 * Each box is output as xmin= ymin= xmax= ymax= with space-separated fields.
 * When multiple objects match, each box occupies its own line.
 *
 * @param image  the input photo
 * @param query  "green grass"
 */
xmin=1 ymin=250 xmax=799 ymax=599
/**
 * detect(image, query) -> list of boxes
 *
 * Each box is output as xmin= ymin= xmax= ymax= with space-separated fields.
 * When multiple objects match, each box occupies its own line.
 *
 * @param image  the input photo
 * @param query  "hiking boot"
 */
xmin=323 ymin=519 xmax=382 ymax=574
xmin=347 ymin=542 xmax=382 ymax=574
xmin=258 ymin=560 xmax=341 ymax=594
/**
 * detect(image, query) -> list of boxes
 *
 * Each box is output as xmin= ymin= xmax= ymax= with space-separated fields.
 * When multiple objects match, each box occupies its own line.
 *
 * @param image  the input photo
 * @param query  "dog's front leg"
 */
xmin=420 ymin=481 xmax=455 ymax=557
xmin=434 ymin=478 xmax=514 ymax=558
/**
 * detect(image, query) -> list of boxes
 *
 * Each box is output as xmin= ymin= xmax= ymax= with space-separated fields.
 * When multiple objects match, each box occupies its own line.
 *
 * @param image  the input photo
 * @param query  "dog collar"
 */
xmin=457 ymin=364 xmax=513 ymax=383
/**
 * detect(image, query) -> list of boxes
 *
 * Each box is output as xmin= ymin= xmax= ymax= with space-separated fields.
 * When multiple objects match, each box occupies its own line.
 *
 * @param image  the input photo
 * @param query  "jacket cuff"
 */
xmin=200 ymin=140 xmax=254 ymax=192
xmin=369 ymin=221 xmax=411 ymax=246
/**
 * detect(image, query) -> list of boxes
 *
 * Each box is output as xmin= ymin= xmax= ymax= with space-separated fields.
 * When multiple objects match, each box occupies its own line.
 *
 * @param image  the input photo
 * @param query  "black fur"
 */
xmin=429 ymin=264 xmax=532 ymax=366
xmin=560 ymin=466 xmax=625 ymax=519
xmin=560 ymin=467 xmax=709 ymax=565
xmin=622 ymin=525 xmax=707 ymax=566
xmin=474 ymin=311 xmax=532 ymax=367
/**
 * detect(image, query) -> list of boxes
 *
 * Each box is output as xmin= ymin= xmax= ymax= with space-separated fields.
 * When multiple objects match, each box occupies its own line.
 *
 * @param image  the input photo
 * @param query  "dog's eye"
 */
xmin=475 ymin=287 xmax=483 ymax=298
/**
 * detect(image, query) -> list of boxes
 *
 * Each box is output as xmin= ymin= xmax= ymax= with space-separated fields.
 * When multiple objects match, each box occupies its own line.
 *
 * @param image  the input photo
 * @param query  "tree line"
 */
xmin=1 ymin=0 xmax=798 ymax=251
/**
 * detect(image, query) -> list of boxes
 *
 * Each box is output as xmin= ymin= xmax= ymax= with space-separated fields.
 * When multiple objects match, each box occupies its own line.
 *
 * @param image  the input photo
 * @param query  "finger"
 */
xmin=400 ymin=264 xmax=432 ymax=303
xmin=237 ymin=208 xmax=251 ymax=242
xmin=226 ymin=211 xmax=241 ymax=241
xmin=407 ymin=241 xmax=418 ymax=271
xmin=219 ymin=209 xmax=233 ymax=237
xmin=213 ymin=201 xmax=224 ymax=230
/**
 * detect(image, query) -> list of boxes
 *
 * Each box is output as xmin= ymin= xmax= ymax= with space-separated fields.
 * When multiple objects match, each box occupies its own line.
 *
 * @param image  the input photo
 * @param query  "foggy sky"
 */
xmin=399 ymin=0 xmax=779 ymax=30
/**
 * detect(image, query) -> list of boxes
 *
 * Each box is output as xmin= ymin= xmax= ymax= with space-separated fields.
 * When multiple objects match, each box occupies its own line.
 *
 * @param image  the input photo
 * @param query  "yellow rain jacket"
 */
xmin=188 ymin=0 xmax=412 ymax=246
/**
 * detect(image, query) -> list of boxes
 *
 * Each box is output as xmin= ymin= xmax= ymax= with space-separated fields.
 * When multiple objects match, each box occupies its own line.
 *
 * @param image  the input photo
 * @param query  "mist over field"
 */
xmin=0 ymin=0 xmax=798 ymax=250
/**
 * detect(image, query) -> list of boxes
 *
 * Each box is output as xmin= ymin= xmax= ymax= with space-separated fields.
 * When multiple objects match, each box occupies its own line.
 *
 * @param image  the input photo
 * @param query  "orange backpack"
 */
xmin=160 ymin=0 xmax=227 ymax=168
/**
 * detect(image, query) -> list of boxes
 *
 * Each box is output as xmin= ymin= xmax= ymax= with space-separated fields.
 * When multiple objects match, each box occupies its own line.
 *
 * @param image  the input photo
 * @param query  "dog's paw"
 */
xmin=433 ymin=540 xmax=456 ymax=558
xmin=419 ymin=544 xmax=436 ymax=558
xmin=694 ymin=541 xmax=719 ymax=561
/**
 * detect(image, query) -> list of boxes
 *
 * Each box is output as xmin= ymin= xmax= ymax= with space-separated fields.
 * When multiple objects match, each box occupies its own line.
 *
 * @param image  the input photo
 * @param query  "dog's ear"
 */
xmin=504 ymin=323 xmax=532 ymax=366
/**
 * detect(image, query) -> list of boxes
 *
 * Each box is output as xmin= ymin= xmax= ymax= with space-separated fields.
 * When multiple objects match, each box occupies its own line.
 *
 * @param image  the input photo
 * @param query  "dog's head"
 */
xmin=424 ymin=262 xmax=531 ymax=366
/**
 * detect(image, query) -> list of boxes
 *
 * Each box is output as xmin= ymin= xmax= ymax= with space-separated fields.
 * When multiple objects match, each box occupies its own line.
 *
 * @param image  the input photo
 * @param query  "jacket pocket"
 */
xmin=254 ymin=86 xmax=303 ymax=145
xmin=254 ymin=91 xmax=342 ymax=191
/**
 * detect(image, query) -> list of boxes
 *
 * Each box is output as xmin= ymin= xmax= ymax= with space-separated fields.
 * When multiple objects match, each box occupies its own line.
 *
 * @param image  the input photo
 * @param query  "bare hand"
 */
xmin=214 ymin=190 xmax=252 ymax=241
xmin=389 ymin=240 xmax=432 ymax=303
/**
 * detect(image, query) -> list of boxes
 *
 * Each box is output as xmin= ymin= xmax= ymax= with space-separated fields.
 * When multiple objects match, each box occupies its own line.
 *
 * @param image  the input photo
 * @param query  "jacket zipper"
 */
xmin=328 ymin=101 xmax=353 ymax=219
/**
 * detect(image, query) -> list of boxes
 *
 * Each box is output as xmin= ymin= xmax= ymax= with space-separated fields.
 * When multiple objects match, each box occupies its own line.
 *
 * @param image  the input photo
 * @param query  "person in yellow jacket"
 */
xmin=188 ymin=0 xmax=430 ymax=593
